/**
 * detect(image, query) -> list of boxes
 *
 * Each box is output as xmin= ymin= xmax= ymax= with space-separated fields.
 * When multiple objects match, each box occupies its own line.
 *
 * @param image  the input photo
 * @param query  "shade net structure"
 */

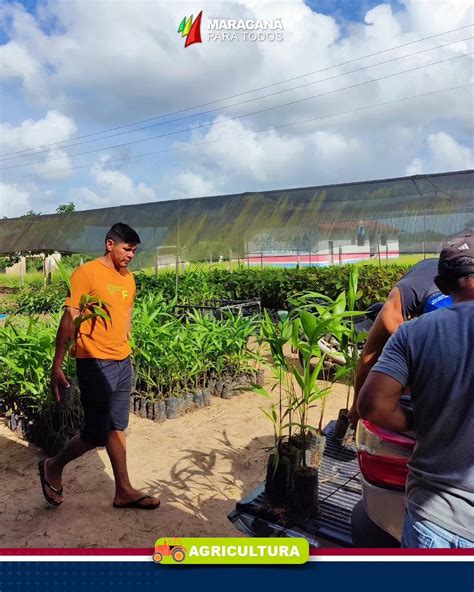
xmin=0 ymin=169 xmax=473 ymax=269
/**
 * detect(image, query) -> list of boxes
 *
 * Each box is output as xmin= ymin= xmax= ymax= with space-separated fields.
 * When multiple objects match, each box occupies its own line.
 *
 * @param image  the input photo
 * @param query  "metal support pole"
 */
xmin=154 ymin=227 xmax=158 ymax=276
xmin=175 ymin=249 xmax=179 ymax=300
xmin=423 ymin=214 xmax=426 ymax=259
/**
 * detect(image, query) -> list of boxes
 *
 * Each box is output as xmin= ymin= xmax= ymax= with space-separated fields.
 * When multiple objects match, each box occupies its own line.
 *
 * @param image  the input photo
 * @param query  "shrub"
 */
xmin=9 ymin=263 xmax=411 ymax=315
xmin=134 ymin=264 xmax=410 ymax=310
xmin=15 ymin=281 xmax=67 ymax=314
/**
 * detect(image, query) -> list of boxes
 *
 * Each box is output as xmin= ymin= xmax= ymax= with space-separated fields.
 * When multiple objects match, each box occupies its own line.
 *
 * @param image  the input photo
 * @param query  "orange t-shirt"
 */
xmin=64 ymin=258 xmax=136 ymax=360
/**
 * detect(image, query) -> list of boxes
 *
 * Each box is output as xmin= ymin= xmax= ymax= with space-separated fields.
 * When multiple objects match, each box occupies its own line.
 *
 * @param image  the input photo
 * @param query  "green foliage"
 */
xmin=61 ymin=253 xmax=95 ymax=269
xmin=56 ymin=202 xmax=76 ymax=214
xmin=15 ymin=281 xmax=67 ymax=314
xmin=135 ymin=264 xmax=410 ymax=310
xmin=8 ymin=263 xmax=410 ymax=315
xmin=1 ymin=296 xmax=256 ymax=426
xmin=26 ymin=257 xmax=44 ymax=273
xmin=183 ymin=240 xmax=229 ymax=262
xmin=134 ymin=268 xmax=231 ymax=304
xmin=255 ymin=269 xmax=365 ymax=468
xmin=132 ymin=294 xmax=257 ymax=399
xmin=21 ymin=210 xmax=42 ymax=217
xmin=0 ymin=317 xmax=57 ymax=414
xmin=10 ymin=259 xmax=72 ymax=314
xmin=0 ymin=257 xmax=9 ymax=273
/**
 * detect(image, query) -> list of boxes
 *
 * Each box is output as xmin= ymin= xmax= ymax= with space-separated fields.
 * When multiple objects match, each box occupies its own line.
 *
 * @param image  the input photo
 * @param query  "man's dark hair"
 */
xmin=105 ymin=223 xmax=141 ymax=245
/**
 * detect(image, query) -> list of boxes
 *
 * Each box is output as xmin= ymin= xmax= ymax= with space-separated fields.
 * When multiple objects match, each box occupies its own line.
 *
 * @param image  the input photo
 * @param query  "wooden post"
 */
xmin=20 ymin=256 xmax=25 ymax=288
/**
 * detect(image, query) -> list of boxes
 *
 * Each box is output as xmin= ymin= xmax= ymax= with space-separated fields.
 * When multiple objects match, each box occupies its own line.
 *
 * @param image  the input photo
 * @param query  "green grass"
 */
xmin=0 ymin=271 xmax=49 ymax=287
xmin=137 ymin=254 xmax=434 ymax=275
xmin=354 ymin=253 xmax=437 ymax=267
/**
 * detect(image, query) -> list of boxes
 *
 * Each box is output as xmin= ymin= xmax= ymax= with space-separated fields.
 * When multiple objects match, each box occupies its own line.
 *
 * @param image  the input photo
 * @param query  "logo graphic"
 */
xmin=107 ymin=285 xmax=129 ymax=300
xmin=177 ymin=11 xmax=203 ymax=48
xmin=153 ymin=537 xmax=309 ymax=565
xmin=153 ymin=538 xmax=186 ymax=563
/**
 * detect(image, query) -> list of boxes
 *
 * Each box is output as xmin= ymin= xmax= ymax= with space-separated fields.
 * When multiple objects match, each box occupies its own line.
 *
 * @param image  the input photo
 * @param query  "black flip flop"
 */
xmin=113 ymin=495 xmax=161 ymax=510
xmin=38 ymin=460 xmax=63 ymax=507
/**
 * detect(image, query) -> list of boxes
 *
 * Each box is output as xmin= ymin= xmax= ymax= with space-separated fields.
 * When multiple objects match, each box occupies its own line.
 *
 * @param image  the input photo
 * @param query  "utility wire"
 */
xmin=1 ymin=51 xmax=471 ymax=172
xmin=0 ymin=23 xmax=471 ymax=160
xmin=3 ymin=82 xmax=471 ymax=184
xmin=2 ymin=34 xmax=471 ymax=166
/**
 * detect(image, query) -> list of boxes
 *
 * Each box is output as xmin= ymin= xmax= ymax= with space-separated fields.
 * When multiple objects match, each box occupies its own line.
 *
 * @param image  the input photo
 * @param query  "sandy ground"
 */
xmin=0 ymin=358 xmax=350 ymax=549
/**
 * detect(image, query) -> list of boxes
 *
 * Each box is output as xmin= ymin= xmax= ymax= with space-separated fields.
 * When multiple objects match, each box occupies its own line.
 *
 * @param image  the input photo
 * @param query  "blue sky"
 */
xmin=306 ymin=0 xmax=404 ymax=23
xmin=0 ymin=0 xmax=472 ymax=217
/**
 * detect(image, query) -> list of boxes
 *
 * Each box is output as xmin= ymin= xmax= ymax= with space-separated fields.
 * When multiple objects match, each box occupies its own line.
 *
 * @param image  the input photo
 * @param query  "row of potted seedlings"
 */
xmin=1 ymin=290 xmax=262 ymax=452
xmin=130 ymin=293 xmax=262 ymax=422
xmin=131 ymin=368 xmax=265 ymax=422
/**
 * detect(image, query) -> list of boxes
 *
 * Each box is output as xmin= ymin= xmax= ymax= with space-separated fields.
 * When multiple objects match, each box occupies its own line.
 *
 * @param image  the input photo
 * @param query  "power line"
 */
xmin=3 ymin=82 xmax=471 ymax=184
xmin=0 ymin=23 xmax=471 ymax=160
xmin=1 ymin=34 xmax=471 ymax=167
xmin=1 ymin=51 xmax=471 ymax=172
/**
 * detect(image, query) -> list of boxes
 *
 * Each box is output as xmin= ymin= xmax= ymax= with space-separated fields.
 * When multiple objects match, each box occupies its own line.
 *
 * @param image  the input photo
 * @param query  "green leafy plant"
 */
xmin=252 ymin=310 xmax=294 ymax=465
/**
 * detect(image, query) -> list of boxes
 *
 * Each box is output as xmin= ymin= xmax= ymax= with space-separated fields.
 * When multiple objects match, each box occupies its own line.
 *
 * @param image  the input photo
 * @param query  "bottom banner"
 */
xmin=0 ymin=561 xmax=472 ymax=591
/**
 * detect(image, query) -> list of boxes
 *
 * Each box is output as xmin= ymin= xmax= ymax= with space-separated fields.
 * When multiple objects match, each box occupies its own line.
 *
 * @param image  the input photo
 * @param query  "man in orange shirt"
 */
xmin=39 ymin=223 xmax=160 ymax=510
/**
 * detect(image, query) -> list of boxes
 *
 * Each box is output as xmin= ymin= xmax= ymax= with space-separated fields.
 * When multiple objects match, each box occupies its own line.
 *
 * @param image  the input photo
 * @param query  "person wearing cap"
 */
xmin=349 ymin=256 xmax=453 ymax=425
xmin=357 ymin=235 xmax=474 ymax=548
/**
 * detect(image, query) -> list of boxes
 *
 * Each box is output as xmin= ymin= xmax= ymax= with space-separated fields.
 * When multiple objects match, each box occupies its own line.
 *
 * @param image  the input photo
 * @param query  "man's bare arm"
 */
xmin=357 ymin=371 xmax=411 ymax=432
xmin=51 ymin=306 xmax=79 ymax=402
xmin=349 ymin=287 xmax=404 ymax=424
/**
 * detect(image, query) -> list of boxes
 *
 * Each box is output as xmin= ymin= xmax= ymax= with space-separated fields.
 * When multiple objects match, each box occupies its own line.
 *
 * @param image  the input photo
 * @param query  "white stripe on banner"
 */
xmin=0 ymin=555 xmax=471 ymax=563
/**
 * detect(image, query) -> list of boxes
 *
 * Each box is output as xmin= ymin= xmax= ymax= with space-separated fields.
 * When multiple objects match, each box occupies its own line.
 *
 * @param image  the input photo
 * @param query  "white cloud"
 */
xmin=0 ymin=110 xmax=76 ymax=149
xmin=0 ymin=183 xmax=32 ymax=217
xmin=407 ymin=132 xmax=473 ymax=175
xmin=0 ymin=111 xmax=77 ymax=180
xmin=0 ymin=0 xmax=472 ymax=211
xmin=169 ymin=118 xmax=372 ymax=196
xmin=364 ymin=4 xmax=401 ymax=39
xmin=72 ymin=162 xmax=157 ymax=208
xmin=170 ymin=171 xmax=219 ymax=199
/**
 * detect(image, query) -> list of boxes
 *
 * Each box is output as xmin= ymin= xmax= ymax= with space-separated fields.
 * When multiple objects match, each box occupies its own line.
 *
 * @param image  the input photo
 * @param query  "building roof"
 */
xmin=0 ymin=169 xmax=472 ymax=255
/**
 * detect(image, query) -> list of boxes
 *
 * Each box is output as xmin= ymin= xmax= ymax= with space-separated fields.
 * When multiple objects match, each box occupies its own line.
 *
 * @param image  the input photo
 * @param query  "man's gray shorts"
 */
xmin=76 ymin=357 xmax=132 ymax=447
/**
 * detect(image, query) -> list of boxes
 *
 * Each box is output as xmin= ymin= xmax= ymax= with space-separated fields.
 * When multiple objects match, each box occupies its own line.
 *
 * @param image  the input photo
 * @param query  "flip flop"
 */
xmin=38 ymin=460 xmax=63 ymax=507
xmin=113 ymin=495 xmax=161 ymax=510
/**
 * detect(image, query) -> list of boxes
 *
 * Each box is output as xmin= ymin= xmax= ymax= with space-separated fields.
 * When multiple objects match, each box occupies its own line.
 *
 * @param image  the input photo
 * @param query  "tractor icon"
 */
xmin=153 ymin=538 xmax=186 ymax=563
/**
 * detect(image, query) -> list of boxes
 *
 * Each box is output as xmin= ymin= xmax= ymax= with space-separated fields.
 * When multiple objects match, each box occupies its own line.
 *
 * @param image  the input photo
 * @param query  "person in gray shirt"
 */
xmin=357 ymin=234 xmax=474 ymax=548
